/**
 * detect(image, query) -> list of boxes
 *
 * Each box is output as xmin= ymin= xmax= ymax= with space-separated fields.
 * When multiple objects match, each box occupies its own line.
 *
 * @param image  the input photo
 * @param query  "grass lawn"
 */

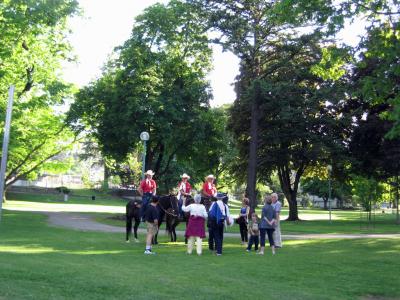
xmin=5 ymin=190 xmax=400 ymax=235
xmin=0 ymin=210 xmax=399 ymax=299
xmin=94 ymin=210 xmax=400 ymax=235
xmin=6 ymin=189 xmax=126 ymax=206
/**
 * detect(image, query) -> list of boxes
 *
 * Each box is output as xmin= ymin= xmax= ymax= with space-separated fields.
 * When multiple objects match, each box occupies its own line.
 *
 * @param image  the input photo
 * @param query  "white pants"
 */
xmin=187 ymin=236 xmax=203 ymax=255
xmin=273 ymin=221 xmax=282 ymax=247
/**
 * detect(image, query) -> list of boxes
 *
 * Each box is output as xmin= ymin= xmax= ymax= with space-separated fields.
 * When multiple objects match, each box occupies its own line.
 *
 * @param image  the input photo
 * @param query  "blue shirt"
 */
xmin=272 ymin=201 xmax=282 ymax=213
xmin=259 ymin=204 xmax=276 ymax=229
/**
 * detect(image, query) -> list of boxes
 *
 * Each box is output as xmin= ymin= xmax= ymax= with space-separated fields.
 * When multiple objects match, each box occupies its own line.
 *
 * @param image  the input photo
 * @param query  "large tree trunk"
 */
xmin=153 ymin=143 xmax=164 ymax=176
xmin=103 ymin=164 xmax=110 ymax=190
xmin=323 ymin=197 xmax=328 ymax=210
xmin=285 ymin=190 xmax=299 ymax=221
xmin=246 ymin=97 xmax=259 ymax=212
xmin=277 ymin=164 xmax=305 ymax=221
xmin=246 ymin=21 xmax=262 ymax=212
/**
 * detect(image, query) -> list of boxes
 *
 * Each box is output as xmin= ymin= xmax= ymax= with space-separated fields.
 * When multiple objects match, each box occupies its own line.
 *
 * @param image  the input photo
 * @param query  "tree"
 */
xmin=190 ymin=0 xmax=346 ymax=210
xmin=302 ymin=176 xmax=351 ymax=209
xmin=230 ymin=32 xmax=348 ymax=220
xmin=351 ymin=175 xmax=383 ymax=220
xmin=189 ymin=0 xmax=294 ymax=209
xmin=69 ymin=0 xmax=226 ymax=192
xmin=0 ymin=1 xmax=79 ymax=197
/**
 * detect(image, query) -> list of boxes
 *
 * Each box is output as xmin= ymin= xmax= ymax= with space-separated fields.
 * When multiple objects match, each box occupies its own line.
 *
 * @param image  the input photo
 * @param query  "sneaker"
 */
xmin=144 ymin=250 xmax=156 ymax=255
xmin=126 ymin=240 xmax=130 ymax=243
xmin=216 ymin=253 xmax=222 ymax=256
xmin=256 ymin=251 xmax=264 ymax=255
xmin=246 ymin=249 xmax=250 ymax=252
xmin=134 ymin=238 xmax=139 ymax=243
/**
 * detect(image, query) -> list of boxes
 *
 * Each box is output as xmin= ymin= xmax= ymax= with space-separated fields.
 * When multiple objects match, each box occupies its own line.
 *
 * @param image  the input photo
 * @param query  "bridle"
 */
xmin=158 ymin=195 xmax=178 ymax=218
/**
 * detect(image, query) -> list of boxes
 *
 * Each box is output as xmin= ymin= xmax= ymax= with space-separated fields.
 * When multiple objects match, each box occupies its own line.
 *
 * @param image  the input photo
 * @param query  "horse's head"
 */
xmin=158 ymin=194 xmax=179 ymax=216
xmin=169 ymin=195 xmax=179 ymax=215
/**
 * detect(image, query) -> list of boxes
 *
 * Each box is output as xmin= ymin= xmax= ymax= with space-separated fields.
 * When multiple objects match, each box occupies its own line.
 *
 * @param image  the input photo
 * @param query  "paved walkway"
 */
xmin=44 ymin=212 xmax=400 ymax=240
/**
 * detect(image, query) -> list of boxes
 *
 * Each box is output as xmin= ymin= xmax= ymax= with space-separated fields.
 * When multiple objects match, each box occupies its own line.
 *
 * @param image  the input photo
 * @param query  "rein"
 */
xmin=158 ymin=196 xmax=178 ymax=218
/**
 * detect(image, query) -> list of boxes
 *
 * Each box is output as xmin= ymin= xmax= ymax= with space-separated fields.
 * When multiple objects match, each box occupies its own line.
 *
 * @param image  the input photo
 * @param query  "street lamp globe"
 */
xmin=140 ymin=131 xmax=149 ymax=141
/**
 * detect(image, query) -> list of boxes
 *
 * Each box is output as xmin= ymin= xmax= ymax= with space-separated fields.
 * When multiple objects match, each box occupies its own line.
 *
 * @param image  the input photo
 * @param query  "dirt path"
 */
xmin=44 ymin=212 xmax=400 ymax=240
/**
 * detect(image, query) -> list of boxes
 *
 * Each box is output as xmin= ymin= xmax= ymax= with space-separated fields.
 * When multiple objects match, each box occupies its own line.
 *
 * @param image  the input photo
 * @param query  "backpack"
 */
xmin=209 ymin=202 xmax=226 ymax=224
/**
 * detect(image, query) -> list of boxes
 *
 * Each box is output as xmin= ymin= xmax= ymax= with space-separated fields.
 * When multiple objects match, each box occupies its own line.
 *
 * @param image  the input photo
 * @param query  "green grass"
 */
xmin=94 ymin=210 xmax=400 ymax=235
xmin=6 ymin=189 xmax=126 ymax=206
xmin=0 ymin=210 xmax=399 ymax=299
xmin=5 ymin=190 xmax=400 ymax=234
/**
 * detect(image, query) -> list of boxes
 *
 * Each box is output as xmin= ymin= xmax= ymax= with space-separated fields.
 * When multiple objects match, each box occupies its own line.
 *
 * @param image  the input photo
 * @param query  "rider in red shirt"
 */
xmin=177 ymin=173 xmax=192 ymax=217
xmin=138 ymin=170 xmax=157 ymax=219
xmin=202 ymin=174 xmax=217 ymax=198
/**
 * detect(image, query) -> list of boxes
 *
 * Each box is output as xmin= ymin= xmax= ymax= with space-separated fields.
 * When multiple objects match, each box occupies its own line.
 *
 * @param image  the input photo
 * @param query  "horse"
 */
xmin=125 ymin=195 xmax=179 ymax=244
xmin=126 ymin=200 xmax=141 ymax=242
xmin=154 ymin=194 xmax=179 ymax=244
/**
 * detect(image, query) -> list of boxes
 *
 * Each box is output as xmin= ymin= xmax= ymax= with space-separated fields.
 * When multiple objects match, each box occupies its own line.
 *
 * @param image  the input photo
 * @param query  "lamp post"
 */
xmin=140 ymin=131 xmax=149 ymax=180
xmin=327 ymin=164 xmax=332 ymax=223
xmin=0 ymin=86 xmax=15 ymax=222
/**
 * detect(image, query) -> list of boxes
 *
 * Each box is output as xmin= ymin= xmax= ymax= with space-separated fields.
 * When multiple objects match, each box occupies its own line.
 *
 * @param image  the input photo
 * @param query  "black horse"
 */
xmin=155 ymin=194 xmax=179 ymax=244
xmin=125 ymin=195 xmax=179 ymax=244
xmin=126 ymin=200 xmax=141 ymax=242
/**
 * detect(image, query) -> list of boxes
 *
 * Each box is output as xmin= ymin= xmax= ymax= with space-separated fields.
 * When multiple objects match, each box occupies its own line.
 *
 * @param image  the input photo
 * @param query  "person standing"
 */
xmin=271 ymin=192 xmax=282 ymax=248
xmin=202 ymin=174 xmax=217 ymax=252
xmin=258 ymin=195 xmax=276 ymax=255
xmin=208 ymin=194 xmax=231 ymax=256
xmin=138 ymin=170 xmax=157 ymax=220
xmin=207 ymin=196 xmax=217 ymax=252
xmin=182 ymin=194 xmax=208 ymax=255
xmin=177 ymin=173 xmax=192 ymax=218
xmin=246 ymin=212 xmax=260 ymax=252
xmin=238 ymin=198 xmax=250 ymax=245
xmin=144 ymin=196 xmax=159 ymax=255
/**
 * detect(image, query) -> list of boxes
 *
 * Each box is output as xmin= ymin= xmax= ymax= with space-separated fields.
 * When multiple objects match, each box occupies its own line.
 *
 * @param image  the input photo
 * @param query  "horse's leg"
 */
xmin=173 ymin=224 xmax=177 ymax=242
xmin=154 ymin=220 xmax=161 ymax=245
xmin=133 ymin=217 xmax=140 ymax=241
xmin=126 ymin=215 xmax=133 ymax=242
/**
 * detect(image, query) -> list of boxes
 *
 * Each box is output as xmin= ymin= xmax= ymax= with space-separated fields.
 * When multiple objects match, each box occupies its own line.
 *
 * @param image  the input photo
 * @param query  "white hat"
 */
xmin=206 ymin=174 xmax=214 ymax=179
xmin=145 ymin=170 xmax=155 ymax=176
xmin=181 ymin=173 xmax=190 ymax=179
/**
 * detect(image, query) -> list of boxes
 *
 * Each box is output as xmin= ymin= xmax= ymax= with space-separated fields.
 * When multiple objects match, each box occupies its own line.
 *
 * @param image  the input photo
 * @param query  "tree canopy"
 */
xmin=0 ymin=0 xmax=79 ymax=192
xmin=69 ymin=0 xmax=227 ymax=191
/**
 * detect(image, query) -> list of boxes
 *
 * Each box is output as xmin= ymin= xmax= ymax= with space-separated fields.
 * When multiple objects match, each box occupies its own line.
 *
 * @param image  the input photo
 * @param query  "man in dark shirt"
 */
xmin=144 ymin=196 xmax=159 ymax=255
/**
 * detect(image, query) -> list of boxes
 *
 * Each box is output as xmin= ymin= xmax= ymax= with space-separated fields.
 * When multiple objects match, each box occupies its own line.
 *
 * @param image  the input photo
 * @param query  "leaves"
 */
xmin=69 ymin=0 xmax=226 ymax=191
xmin=0 ymin=0 xmax=79 ymax=188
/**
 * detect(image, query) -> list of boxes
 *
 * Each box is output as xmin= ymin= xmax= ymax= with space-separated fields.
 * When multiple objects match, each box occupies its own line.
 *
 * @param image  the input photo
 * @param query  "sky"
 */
xmin=62 ymin=0 xmax=365 ymax=107
xmin=62 ymin=0 xmax=239 ymax=107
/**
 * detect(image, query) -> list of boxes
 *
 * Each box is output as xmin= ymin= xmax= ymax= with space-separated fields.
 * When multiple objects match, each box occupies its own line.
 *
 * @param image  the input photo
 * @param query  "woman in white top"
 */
xmin=182 ymin=194 xmax=208 ymax=255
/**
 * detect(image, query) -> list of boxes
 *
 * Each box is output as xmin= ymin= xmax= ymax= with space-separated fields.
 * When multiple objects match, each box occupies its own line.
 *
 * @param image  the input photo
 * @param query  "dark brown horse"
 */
xmin=156 ymin=194 xmax=179 ymax=243
xmin=125 ymin=195 xmax=180 ymax=244
xmin=126 ymin=200 xmax=141 ymax=242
